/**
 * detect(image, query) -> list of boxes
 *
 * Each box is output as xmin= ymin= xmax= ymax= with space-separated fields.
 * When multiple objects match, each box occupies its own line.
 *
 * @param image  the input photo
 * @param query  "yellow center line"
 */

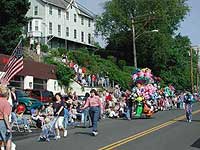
xmin=99 ymin=109 xmax=200 ymax=150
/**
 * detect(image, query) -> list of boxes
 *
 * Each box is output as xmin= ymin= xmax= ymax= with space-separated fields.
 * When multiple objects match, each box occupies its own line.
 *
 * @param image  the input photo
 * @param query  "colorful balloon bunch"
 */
xmin=131 ymin=68 xmax=159 ymax=101
xmin=131 ymin=68 xmax=154 ymax=85
xmin=163 ymin=85 xmax=175 ymax=97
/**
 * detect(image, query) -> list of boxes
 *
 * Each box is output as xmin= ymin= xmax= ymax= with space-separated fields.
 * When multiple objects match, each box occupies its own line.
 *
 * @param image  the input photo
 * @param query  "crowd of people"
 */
xmin=61 ymin=54 xmax=111 ymax=88
xmin=0 ymin=80 xmax=198 ymax=149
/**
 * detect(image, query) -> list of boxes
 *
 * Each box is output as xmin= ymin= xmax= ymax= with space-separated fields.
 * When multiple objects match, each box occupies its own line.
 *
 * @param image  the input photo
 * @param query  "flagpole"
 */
xmin=1 ymin=39 xmax=22 ymax=73
xmin=0 ymin=39 xmax=23 ymax=84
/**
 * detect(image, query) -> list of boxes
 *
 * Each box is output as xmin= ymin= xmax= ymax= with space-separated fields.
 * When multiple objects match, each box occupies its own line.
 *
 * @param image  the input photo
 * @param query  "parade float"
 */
xmin=131 ymin=68 xmax=159 ymax=118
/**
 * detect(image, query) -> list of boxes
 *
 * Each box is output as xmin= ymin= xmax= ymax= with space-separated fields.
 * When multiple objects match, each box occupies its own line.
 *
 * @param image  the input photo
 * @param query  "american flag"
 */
xmin=0 ymin=40 xmax=24 ymax=85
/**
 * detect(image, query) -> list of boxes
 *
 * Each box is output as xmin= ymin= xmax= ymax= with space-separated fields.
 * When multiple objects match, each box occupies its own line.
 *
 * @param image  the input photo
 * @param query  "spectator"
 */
xmin=81 ymin=93 xmax=90 ymax=127
xmin=81 ymin=77 xmax=87 ymax=86
xmin=36 ymin=42 xmax=41 ymax=55
xmin=30 ymin=37 xmax=34 ymax=50
xmin=92 ymin=74 xmax=96 ymax=87
xmin=87 ymin=74 xmax=91 ymax=87
xmin=11 ymin=109 xmax=32 ymax=133
xmin=0 ymin=85 xmax=12 ymax=150
xmin=45 ymin=103 xmax=54 ymax=117
xmin=10 ymin=87 xmax=18 ymax=111
xmin=69 ymin=60 xmax=74 ymax=69
xmin=31 ymin=108 xmax=43 ymax=128
xmin=62 ymin=54 xmax=68 ymax=64
xmin=73 ymin=64 xmax=79 ymax=73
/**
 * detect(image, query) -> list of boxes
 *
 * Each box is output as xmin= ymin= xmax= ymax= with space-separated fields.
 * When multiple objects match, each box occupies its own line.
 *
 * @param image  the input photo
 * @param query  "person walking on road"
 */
xmin=81 ymin=89 xmax=102 ymax=136
xmin=183 ymin=92 xmax=195 ymax=123
xmin=53 ymin=93 xmax=68 ymax=139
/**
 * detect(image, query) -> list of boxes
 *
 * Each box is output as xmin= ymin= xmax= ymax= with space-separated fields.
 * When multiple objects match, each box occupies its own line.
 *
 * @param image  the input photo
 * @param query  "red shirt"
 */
xmin=105 ymin=94 xmax=112 ymax=102
xmin=0 ymin=97 xmax=12 ymax=119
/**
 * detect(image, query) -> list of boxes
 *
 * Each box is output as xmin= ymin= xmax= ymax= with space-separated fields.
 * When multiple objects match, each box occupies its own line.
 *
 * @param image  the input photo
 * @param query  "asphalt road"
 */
xmin=14 ymin=103 xmax=200 ymax=150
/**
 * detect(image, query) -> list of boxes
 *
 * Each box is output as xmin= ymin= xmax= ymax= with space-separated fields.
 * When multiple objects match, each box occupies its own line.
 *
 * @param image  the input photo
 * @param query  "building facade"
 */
xmin=26 ymin=0 xmax=96 ymax=50
xmin=0 ymin=54 xmax=63 ymax=94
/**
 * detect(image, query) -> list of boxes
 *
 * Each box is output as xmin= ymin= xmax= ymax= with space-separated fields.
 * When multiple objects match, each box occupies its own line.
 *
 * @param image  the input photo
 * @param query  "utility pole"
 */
xmin=196 ymin=47 xmax=199 ymax=93
xmin=190 ymin=47 xmax=194 ymax=94
xmin=131 ymin=17 xmax=137 ymax=68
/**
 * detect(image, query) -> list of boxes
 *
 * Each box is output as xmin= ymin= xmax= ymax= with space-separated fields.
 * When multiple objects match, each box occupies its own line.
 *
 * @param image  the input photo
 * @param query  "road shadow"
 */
xmin=176 ymin=119 xmax=200 ymax=123
xmin=74 ymin=131 xmax=93 ymax=136
xmin=132 ymin=117 xmax=154 ymax=120
xmin=191 ymin=137 xmax=200 ymax=148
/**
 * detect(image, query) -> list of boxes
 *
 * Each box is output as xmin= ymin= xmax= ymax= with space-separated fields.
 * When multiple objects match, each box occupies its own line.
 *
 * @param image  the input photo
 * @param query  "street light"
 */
xmin=131 ymin=19 xmax=159 ymax=68
xmin=135 ymin=29 xmax=159 ymax=40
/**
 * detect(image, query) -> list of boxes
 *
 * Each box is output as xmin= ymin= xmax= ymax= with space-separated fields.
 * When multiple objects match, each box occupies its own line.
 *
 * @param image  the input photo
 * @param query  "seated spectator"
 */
xmin=45 ymin=103 xmax=54 ymax=117
xmin=11 ymin=108 xmax=32 ymax=132
xmin=39 ymin=105 xmax=47 ymax=117
xmin=107 ymin=107 xmax=119 ymax=118
xmin=71 ymin=105 xmax=78 ymax=120
xmin=81 ymin=77 xmax=88 ymax=86
xmin=31 ymin=108 xmax=44 ymax=128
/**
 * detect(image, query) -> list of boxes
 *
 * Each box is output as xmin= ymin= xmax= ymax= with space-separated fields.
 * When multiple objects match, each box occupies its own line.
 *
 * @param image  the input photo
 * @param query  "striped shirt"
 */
xmin=82 ymin=95 xmax=102 ymax=109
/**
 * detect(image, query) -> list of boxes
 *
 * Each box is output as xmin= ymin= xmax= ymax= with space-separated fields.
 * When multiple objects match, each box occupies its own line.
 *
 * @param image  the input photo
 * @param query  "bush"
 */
xmin=58 ymin=48 xmax=67 ymax=56
xmin=107 ymin=56 xmax=117 ymax=63
xmin=41 ymin=44 xmax=49 ymax=53
xmin=118 ymin=60 xmax=126 ymax=69
xmin=68 ymin=50 xmax=132 ymax=89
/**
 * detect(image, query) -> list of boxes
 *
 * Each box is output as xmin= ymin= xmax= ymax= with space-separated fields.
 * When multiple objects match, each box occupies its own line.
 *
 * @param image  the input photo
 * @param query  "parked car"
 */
xmin=24 ymin=89 xmax=54 ymax=104
xmin=15 ymin=89 xmax=43 ymax=112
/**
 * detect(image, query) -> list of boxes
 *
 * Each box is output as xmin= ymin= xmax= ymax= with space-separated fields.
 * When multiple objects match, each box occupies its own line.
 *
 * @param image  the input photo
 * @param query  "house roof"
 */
xmin=77 ymin=3 xmax=95 ymax=19
xmin=42 ymin=0 xmax=70 ymax=9
xmin=0 ymin=54 xmax=57 ymax=80
xmin=42 ymin=0 xmax=95 ymax=19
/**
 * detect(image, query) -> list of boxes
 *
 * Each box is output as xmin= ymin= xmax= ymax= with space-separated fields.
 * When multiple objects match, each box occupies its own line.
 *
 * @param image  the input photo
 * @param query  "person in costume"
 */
xmin=183 ymin=92 xmax=195 ymax=122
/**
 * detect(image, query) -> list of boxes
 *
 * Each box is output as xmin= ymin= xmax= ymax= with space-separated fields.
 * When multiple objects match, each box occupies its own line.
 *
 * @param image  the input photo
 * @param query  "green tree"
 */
xmin=96 ymin=0 xmax=193 ymax=91
xmin=96 ymin=0 xmax=189 ymax=38
xmin=96 ymin=0 xmax=190 ymax=67
xmin=43 ymin=54 xmax=74 ymax=87
xmin=0 ymin=0 xmax=30 ymax=54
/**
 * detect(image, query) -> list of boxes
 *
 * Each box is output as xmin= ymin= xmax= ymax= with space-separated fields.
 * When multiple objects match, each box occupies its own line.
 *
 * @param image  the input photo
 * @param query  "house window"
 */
xmin=88 ymin=19 xmax=91 ymax=27
xmin=66 ymin=27 xmax=69 ymax=37
xmin=49 ymin=6 xmax=52 ymax=15
xmin=81 ymin=32 xmax=84 ymax=42
xmin=58 ymin=9 xmax=61 ymax=17
xmin=35 ymin=21 xmax=39 ymax=31
xmin=33 ymin=78 xmax=47 ymax=90
xmin=9 ymin=75 xmax=24 ymax=89
xmin=29 ymin=21 xmax=32 ymax=32
xmin=58 ymin=25 xmax=61 ymax=36
xmin=81 ymin=16 xmax=84 ymax=25
xmin=66 ymin=11 xmax=69 ymax=20
xmin=49 ymin=22 xmax=52 ymax=34
xmin=88 ymin=33 xmax=91 ymax=44
xmin=74 ymin=14 xmax=77 ymax=22
xmin=74 ymin=29 xmax=77 ymax=39
xmin=34 ymin=6 xmax=38 ymax=15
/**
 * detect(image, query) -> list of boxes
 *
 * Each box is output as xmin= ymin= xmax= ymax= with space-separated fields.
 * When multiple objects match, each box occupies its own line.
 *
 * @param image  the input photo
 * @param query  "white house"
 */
xmin=26 ymin=0 xmax=96 ymax=50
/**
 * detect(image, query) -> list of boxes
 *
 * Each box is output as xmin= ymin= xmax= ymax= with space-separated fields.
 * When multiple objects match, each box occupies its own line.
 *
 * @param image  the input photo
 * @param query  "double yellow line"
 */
xmin=99 ymin=109 xmax=200 ymax=150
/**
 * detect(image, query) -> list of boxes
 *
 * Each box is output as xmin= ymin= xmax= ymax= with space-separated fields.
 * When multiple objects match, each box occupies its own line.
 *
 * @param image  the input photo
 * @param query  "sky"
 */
xmin=77 ymin=0 xmax=200 ymax=48
xmin=179 ymin=0 xmax=200 ymax=47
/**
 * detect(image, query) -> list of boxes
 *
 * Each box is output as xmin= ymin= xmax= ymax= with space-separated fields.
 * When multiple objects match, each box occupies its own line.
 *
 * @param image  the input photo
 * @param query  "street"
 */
xmin=14 ymin=103 xmax=200 ymax=150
